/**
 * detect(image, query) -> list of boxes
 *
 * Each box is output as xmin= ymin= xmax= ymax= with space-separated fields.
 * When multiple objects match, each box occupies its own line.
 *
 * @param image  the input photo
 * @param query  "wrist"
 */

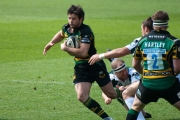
xmin=99 ymin=53 xmax=105 ymax=59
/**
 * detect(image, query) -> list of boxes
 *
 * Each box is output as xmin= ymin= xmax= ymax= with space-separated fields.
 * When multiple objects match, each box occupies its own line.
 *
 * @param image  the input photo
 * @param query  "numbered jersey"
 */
xmin=134 ymin=30 xmax=180 ymax=89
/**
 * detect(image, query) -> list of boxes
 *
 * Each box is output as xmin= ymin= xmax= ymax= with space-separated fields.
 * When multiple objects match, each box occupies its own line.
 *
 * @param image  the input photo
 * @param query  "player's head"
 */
xmin=111 ymin=58 xmax=128 ymax=81
xmin=141 ymin=17 xmax=153 ymax=36
xmin=152 ymin=10 xmax=169 ymax=31
xmin=67 ymin=5 xmax=84 ymax=28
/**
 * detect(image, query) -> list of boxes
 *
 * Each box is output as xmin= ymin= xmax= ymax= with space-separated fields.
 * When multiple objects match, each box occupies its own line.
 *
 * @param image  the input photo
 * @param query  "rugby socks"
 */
xmin=84 ymin=97 xmax=109 ymax=119
xmin=125 ymin=97 xmax=145 ymax=120
xmin=126 ymin=109 xmax=138 ymax=120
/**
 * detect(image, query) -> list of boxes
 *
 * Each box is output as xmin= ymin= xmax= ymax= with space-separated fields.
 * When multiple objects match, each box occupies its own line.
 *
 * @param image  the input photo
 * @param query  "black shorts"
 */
xmin=136 ymin=79 xmax=180 ymax=104
xmin=73 ymin=61 xmax=111 ymax=87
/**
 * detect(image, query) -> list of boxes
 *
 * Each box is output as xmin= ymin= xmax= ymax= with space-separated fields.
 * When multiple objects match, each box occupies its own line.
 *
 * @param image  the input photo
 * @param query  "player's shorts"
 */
xmin=73 ymin=60 xmax=111 ymax=87
xmin=136 ymin=79 xmax=180 ymax=104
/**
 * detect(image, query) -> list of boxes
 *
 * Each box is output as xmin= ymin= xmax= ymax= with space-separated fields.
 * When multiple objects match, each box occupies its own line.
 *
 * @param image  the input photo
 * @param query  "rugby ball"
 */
xmin=66 ymin=36 xmax=80 ymax=48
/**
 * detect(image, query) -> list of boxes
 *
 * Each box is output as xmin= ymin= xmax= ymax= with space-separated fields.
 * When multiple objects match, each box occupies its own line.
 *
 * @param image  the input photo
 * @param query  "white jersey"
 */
xmin=109 ymin=67 xmax=141 ymax=86
xmin=125 ymin=37 xmax=141 ymax=54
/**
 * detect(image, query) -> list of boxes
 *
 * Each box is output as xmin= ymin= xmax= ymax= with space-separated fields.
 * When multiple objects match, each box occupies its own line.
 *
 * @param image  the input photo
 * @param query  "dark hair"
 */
xmin=152 ymin=11 xmax=169 ymax=29
xmin=152 ymin=11 xmax=169 ymax=21
xmin=142 ymin=17 xmax=153 ymax=31
xmin=67 ymin=5 xmax=85 ymax=21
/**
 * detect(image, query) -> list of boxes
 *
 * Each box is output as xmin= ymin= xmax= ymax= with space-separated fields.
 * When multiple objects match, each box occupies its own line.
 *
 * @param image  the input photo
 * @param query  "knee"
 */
xmin=77 ymin=94 xmax=88 ymax=103
xmin=105 ymin=91 xmax=117 ymax=99
xmin=122 ymin=90 xmax=128 ymax=100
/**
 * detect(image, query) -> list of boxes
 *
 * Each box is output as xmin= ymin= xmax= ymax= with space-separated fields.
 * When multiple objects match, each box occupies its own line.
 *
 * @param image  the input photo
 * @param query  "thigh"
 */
xmin=101 ymin=81 xmax=116 ymax=99
xmin=123 ymin=81 xmax=139 ymax=100
xmin=163 ymin=80 xmax=180 ymax=105
xmin=136 ymin=82 xmax=159 ymax=104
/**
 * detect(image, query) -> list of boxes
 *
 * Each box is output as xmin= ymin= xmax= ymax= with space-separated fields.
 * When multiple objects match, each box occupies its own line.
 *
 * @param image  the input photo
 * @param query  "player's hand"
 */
xmin=88 ymin=54 xmax=101 ymax=65
xmin=116 ymin=85 xmax=126 ymax=91
xmin=105 ymin=98 xmax=112 ymax=105
xmin=43 ymin=42 xmax=54 ymax=55
xmin=60 ymin=40 xmax=67 ymax=51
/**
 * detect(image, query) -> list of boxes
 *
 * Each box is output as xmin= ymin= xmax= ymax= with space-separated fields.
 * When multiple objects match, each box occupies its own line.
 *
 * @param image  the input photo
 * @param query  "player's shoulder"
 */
xmin=128 ymin=67 xmax=140 ymax=76
xmin=128 ymin=67 xmax=141 ymax=80
xmin=134 ymin=37 xmax=141 ymax=41
xmin=62 ymin=23 xmax=70 ymax=29
xmin=80 ymin=24 xmax=92 ymax=31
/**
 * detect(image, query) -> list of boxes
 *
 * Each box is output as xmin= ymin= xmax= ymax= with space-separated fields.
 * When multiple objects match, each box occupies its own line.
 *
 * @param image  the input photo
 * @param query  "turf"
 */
xmin=0 ymin=0 xmax=180 ymax=119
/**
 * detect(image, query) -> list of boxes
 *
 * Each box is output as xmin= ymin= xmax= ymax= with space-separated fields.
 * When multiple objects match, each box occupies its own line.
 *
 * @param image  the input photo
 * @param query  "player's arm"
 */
xmin=89 ymin=38 xmax=140 ymax=65
xmin=132 ymin=58 xmax=143 ymax=74
xmin=89 ymin=47 xmax=131 ymax=65
xmin=172 ymin=40 xmax=180 ymax=74
xmin=61 ymin=42 xmax=89 ymax=58
xmin=61 ymin=32 xmax=91 ymax=58
xmin=173 ymin=59 xmax=180 ymax=74
xmin=43 ymin=30 xmax=65 ymax=55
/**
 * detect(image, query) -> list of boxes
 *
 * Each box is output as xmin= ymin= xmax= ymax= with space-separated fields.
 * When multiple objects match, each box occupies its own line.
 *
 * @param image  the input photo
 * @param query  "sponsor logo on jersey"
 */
xmin=144 ymin=71 xmax=172 ymax=76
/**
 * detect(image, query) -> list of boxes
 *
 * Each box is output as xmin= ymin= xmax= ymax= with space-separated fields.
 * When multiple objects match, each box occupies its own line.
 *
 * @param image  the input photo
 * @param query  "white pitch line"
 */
xmin=2 ymin=80 xmax=71 ymax=84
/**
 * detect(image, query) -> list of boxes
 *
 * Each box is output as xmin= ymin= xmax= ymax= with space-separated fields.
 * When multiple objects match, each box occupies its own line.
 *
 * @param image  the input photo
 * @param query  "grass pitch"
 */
xmin=0 ymin=0 xmax=180 ymax=119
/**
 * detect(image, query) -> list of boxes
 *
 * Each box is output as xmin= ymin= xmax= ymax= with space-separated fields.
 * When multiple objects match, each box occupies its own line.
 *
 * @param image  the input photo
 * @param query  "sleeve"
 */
xmin=133 ymin=46 xmax=142 ymax=59
xmin=128 ymin=68 xmax=141 ymax=83
xmin=61 ymin=23 xmax=69 ymax=37
xmin=81 ymin=26 xmax=93 ymax=44
xmin=125 ymin=37 xmax=141 ymax=54
xmin=175 ymin=40 xmax=180 ymax=59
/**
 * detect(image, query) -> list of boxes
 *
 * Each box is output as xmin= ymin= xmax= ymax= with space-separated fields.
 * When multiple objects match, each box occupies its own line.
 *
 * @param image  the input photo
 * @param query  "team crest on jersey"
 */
xmin=177 ymin=92 xmax=180 ymax=99
xmin=99 ymin=71 xmax=105 ymax=78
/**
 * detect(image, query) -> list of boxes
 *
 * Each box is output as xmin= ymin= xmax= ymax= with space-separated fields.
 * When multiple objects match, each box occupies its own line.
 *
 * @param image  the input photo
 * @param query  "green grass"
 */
xmin=0 ymin=0 xmax=180 ymax=119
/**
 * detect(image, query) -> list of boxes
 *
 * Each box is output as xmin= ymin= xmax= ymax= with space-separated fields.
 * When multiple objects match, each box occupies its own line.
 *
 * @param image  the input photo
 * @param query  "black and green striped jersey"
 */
xmin=61 ymin=23 xmax=96 ymax=64
xmin=133 ymin=30 xmax=180 ymax=90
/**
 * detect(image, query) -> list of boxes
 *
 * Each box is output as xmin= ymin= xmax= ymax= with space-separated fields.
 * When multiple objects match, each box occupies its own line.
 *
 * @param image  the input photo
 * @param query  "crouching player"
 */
xmin=102 ymin=58 xmax=151 ymax=119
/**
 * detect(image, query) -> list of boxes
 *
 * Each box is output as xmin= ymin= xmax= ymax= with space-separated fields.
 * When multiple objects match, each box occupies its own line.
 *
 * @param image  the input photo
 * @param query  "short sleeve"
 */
xmin=128 ymin=68 xmax=141 ymax=83
xmin=125 ymin=37 xmax=141 ymax=54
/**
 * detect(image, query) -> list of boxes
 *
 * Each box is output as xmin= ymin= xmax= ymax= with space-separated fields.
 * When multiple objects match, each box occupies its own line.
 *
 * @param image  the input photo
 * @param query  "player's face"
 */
xmin=114 ymin=68 xmax=128 ymax=81
xmin=68 ymin=14 xmax=83 ymax=29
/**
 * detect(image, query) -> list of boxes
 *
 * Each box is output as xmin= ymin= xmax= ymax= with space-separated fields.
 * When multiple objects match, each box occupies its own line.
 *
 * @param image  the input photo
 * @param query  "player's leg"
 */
xmin=102 ymin=92 xmax=112 ymax=105
xmin=123 ymin=81 xmax=152 ymax=118
xmin=75 ymin=82 xmax=112 ymax=120
xmin=126 ymin=95 xmax=146 ymax=120
xmin=164 ymin=80 xmax=180 ymax=111
xmin=101 ymin=81 xmax=123 ymax=100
